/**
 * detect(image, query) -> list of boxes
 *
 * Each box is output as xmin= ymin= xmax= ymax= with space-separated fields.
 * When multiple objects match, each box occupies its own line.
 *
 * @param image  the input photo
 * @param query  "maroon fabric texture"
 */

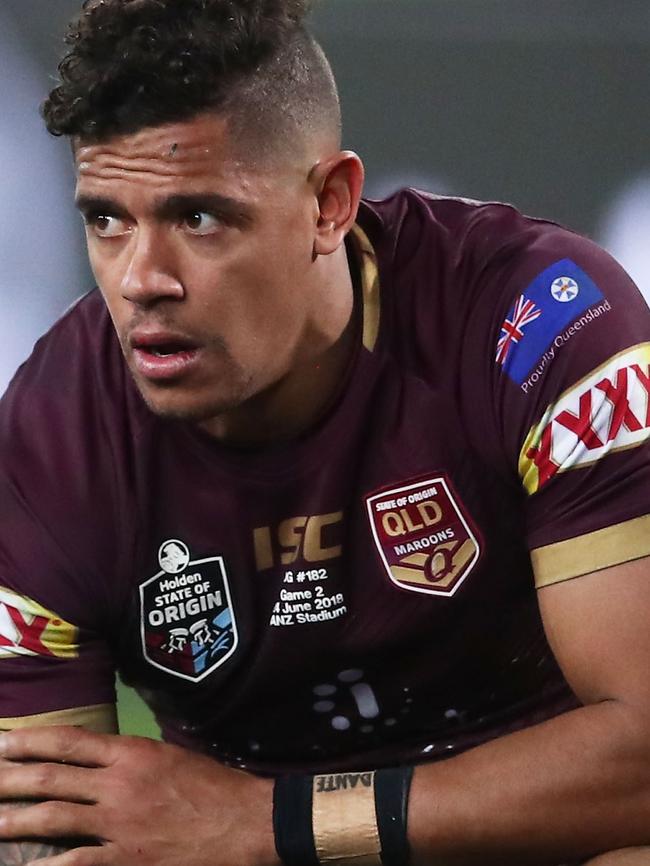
xmin=1 ymin=191 xmax=648 ymax=773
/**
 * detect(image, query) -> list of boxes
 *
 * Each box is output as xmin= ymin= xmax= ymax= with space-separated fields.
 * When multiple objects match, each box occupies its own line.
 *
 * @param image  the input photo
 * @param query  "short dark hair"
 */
xmin=43 ymin=0 xmax=341 ymax=152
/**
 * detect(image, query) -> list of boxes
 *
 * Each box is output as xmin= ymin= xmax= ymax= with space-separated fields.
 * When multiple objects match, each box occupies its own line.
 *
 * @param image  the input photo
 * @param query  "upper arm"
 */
xmin=473 ymin=225 xmax=650 ymax=580
xmin=0 ymin=379 xmax=119 ymax=734
xmin=474 ymin=227 xmax=650 ymax=707
xmin=538 ymin=556 xmax=650 ymax=712
xmin=0 ymin=481 xmax=118 ymax=731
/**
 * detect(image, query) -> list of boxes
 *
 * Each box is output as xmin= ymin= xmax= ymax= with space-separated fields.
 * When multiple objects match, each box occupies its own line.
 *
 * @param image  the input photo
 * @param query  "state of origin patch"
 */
xmin=366 ymin=476 xmax=481 ymax=596
xmin=139 ymin=540 xmax=238 ymax=682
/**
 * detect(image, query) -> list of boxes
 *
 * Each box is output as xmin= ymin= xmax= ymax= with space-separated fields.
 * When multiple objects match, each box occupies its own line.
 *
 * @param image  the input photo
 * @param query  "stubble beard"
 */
xmin=135 ymin=376 xmax=253 ymax=426
xmin=128 ymin=356 xmax=254 ymax=428
xmin=119 ymin=328 xmax=254 ymax=425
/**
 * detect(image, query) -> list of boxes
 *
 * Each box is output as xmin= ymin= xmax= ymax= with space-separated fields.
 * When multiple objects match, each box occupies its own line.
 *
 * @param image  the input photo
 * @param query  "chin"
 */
xmin=136 ymin=381 xmax=249 ymax=423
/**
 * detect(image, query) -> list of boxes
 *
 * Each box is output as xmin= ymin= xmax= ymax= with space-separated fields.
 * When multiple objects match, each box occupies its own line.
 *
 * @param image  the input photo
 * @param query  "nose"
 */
xmin=120 ymin=229 xmax=184 ymax=305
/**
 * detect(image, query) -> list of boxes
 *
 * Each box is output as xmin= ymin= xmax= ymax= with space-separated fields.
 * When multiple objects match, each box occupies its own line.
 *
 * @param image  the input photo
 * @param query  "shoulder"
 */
xmin=0 ymin=292 xmax=143 ymax=624
xmin=5 ymin=289 xmax=123 ymax=399
xmin=0 ymin=290 xmax=147 ymax=536
xmin=355 ymin=189 xmax=595 ymax=333
xmin=358 ymin=187 xmax=643 ymax=347
xmin=1 ymin=289 xmax=146 ymax=450
xmin=356 ymin=190 xmax=622 ymax=378
xmin=357 ymin=188 xmax=559 ymax=272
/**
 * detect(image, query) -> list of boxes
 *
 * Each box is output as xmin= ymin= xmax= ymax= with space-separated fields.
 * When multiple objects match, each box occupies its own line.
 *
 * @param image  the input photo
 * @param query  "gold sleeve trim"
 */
xmin=532 ymin=514 xmax=650 ymax=588
xmin=350 ymin=224 xmax=381 ymax=352
xmin=312 ymin=771 xmax=382 ymax=865
xmin=0 ymin=703 xmax=118 ymax=734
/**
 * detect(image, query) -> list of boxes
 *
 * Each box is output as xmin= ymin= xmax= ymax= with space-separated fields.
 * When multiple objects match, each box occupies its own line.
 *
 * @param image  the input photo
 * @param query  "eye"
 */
xmin=183 ymin=212 xmax=221 ymax=236
xmin=85 ymin=214 xmax=129 ymax=238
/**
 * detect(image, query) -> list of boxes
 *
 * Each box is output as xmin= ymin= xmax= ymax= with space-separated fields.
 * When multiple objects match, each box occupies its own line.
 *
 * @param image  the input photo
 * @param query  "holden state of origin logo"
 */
xmin=139 ymin=540 xmax=238 ymax=682
xmin=366 ymin=476 xmax=481 ymax=596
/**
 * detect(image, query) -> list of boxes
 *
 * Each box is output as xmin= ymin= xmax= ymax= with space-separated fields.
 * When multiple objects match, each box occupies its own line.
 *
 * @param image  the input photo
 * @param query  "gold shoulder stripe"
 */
xmin=532 ymin=514 xmax=650 ymax=588
xmin=0 ymin=703 xmax=118 ymax=734
xmin=350 ymin=224 xmax=381 ymax=352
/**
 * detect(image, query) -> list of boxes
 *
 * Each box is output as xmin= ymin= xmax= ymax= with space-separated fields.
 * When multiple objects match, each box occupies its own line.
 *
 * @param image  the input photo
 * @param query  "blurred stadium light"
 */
xmin=600 ymin=176 xmax=650 ymax=303
xmin=0 ymin=6 xmax=89 ymax=394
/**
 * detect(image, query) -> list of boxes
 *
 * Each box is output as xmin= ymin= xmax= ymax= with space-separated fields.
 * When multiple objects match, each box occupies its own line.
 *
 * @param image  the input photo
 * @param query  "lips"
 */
xmin=129 ymin=330 xmax=202 ymax=382
xmin=138 ymin=341 xmax=194 ymax=358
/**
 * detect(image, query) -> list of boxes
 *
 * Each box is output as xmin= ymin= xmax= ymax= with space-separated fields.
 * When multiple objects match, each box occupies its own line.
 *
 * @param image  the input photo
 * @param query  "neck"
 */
xmin=198 ymin=244 xmax=357 ymax=447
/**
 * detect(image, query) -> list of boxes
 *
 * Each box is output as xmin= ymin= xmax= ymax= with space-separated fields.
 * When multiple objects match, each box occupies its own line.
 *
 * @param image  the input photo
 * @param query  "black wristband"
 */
xmin=375 ymin=766 xmax=414 ymax=866
xmin=273 ymin=774 xmax=319 ymax=866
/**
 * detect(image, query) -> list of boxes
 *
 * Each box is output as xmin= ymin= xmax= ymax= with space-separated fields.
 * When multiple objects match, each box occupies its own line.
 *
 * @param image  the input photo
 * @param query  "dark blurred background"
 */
xmin=2 ymin=0 xmax=649 ymax=395
xmin=1 ymin=0 xmax=648 ymax=732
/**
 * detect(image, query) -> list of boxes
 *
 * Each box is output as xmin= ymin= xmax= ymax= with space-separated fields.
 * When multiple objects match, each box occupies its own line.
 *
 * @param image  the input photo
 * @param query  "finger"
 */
xmin=24 ymin=846 xmax=109 ymax=866
xmin=0 ymin=800 xmax=101 ymax=840
xmin=0 ymin=727 xmax=115 ymax=768
xmin=0 ymin=762 xmax=99 ymax=803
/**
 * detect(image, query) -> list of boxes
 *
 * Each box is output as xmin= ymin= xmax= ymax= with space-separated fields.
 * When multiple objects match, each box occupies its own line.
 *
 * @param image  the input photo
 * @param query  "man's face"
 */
xmin=75 ymin=113 xmax=322 ymax=424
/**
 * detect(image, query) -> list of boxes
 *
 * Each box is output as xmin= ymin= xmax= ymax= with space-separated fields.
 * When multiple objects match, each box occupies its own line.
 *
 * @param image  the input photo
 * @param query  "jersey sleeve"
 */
xmin=0 ymin=472 xmax=117 ymax=731
xmin=468 ymin=220 xmax=650 ymax=588
xmin=0 ymin=297 xmax=131 ymax=730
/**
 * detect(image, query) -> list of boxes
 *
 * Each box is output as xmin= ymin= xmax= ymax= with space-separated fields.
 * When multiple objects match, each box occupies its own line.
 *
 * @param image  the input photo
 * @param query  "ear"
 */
xmin=310 ymin=151 xmax=365 ymax=257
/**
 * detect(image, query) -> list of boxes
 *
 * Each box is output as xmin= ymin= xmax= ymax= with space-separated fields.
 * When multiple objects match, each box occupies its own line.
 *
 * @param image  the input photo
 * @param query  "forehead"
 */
xmin=74 ymin=114 xmax=264 ymax=198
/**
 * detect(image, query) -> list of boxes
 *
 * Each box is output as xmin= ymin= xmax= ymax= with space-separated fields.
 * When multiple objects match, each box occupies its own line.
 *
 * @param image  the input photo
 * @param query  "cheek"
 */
xmin=200 ymin=233 xmax=310 ymax=330
xmin=87 ymin=245 xmax=121 ymax=303
xmin=212 ymin=282 xmax=302 ymax=379
xmin=91 ymin=263 xmax=130 ymax=337
xmin=247 ymin=257 xmax=309 ymax=329
xmin=86 ymin=249 xmax=103 ymax=291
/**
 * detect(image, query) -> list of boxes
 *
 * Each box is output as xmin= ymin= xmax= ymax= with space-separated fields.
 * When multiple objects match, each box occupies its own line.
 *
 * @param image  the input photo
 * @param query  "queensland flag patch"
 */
xmin=496 ymin=259 xmax=604 ymax=385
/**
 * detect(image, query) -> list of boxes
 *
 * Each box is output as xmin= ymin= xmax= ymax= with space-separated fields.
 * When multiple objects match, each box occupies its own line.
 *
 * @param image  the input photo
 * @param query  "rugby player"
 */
xmin=0 ymin=1 xmax=649 ymax=864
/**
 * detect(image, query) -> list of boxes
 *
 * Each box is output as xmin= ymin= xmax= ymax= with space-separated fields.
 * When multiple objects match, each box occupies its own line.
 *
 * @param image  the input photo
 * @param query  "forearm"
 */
xmin=409 ymin=700 xmax=650 ymax=865
xmin=0 ymin=803 xmax=70 ymax=865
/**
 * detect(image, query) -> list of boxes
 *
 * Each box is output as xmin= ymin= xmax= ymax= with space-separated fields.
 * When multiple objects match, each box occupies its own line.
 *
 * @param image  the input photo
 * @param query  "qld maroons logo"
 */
xmin=366 ymin=476 xmax=481 ymax=597
xmin=139 ymin=541 xmax=238 ymax=682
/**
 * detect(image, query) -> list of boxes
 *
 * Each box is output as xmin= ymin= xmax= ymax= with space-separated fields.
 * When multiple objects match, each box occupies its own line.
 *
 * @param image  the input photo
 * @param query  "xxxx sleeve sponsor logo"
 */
xmin=519 ymin=343 xmax=650 ymax=494
xmin=0 ymin=587 xmax=79 ymax=660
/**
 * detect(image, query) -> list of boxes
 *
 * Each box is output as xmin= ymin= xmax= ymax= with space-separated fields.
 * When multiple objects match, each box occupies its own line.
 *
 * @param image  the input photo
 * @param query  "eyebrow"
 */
xmin=74 ymin=192 xmax=255 ymax=225
xmin=75 ymin=195 xmax=128 ymax=218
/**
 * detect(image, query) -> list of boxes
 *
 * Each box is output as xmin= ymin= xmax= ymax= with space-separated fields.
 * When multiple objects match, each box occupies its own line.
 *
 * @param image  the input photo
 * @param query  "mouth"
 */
xmin=138 ymin=342 xmax=195 ymax=358
xmin=129 ymin=332 xmax=203 ymax=382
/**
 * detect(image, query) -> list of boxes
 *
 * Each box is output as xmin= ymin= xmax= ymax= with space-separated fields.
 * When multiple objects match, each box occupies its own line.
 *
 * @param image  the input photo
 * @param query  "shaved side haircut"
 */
xmin=43 ymin=0 xmax=342 ymax=154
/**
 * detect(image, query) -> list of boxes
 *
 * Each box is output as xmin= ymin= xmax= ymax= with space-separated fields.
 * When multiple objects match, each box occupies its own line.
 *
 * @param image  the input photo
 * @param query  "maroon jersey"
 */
xmin=2 ymin=190 xmax=650 ymax=772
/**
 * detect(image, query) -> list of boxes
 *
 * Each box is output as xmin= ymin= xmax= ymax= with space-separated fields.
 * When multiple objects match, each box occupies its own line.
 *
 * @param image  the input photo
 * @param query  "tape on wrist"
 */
xmin=273 ymin=767 xmax=413 ymax=866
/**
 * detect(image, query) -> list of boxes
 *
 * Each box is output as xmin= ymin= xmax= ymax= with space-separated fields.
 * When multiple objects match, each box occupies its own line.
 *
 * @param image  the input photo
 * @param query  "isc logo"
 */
xmin=520 ymin=344 xmax=650 ymax=494
xmin=253 ymin=512 xmax=344 ymax=571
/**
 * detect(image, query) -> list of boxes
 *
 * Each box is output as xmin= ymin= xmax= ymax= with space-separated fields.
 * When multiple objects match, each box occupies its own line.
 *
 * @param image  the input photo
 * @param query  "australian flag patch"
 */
xmin=496 ymin=259 xmax=604 ymax=385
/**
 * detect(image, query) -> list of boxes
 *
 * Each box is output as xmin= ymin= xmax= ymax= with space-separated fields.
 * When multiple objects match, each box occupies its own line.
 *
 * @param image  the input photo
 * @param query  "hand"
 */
xmin=0 ymin=727 xmax=279 ymax=866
